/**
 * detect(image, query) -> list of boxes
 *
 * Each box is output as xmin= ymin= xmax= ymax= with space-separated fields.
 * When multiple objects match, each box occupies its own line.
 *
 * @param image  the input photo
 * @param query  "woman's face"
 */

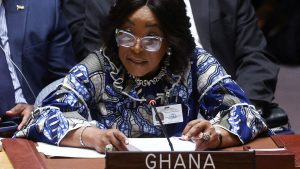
xmin=117 ymin=6 xmax=167 ymax=78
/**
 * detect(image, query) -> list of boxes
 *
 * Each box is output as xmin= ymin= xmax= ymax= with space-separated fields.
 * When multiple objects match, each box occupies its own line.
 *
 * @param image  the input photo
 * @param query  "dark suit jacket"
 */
xmin=62 ymin=0 xmax=112 ymax=61
xmin=190 ymin=0 xmax=279 ymax=106
xmin=63 ymin=0 xmax=278 ymax=108
xmin=4 ymin=0 xmax=76 ymax=104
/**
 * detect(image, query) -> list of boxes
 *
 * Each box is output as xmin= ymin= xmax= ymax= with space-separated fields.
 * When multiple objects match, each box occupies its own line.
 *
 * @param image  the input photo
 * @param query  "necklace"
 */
xmin=130 ymin=66 xmax=167 ymax=87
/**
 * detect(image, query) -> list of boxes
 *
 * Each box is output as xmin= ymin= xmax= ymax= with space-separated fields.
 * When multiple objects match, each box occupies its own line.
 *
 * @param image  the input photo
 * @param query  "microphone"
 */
xmin=146 ymin=95 xmax=174 ymax=151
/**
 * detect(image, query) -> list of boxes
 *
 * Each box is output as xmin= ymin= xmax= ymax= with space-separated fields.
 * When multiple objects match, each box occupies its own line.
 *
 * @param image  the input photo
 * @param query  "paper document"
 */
xmin=36 ymin=137 xmax=196 ymax=158
xmin=128 ymin=137 xmax=196 ymax=151
xmin=37 ymin=142 xmax=105 ymax=158
xmin=248 ymin=148 xmax=286 ymax=151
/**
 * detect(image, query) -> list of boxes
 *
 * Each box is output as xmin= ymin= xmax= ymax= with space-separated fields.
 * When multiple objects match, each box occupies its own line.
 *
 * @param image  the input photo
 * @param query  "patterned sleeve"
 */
xmin=14 ymin=64 xmax=104 ymax=145
xmin=194 ymin=48 xmax=268 ymax=143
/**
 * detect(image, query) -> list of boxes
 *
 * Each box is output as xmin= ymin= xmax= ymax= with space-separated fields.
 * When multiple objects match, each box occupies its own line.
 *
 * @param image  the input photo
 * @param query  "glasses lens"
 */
xmin=116 ymin=30 xmax=135 ymax=47
xmin=141 ymin=37 xmax=162 ymax=52
xmin=115 ymin=29 xmax=163 ymax=52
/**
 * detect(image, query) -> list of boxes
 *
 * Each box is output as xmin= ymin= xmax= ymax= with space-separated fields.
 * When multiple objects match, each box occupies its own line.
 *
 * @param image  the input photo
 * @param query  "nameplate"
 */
xmin=106 ymin=151 xmax=255 ymax=169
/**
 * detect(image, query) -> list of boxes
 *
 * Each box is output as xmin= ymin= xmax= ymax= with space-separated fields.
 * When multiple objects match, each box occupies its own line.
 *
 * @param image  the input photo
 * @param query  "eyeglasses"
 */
xmin=115 ymin=29 xmax=164 ymax=52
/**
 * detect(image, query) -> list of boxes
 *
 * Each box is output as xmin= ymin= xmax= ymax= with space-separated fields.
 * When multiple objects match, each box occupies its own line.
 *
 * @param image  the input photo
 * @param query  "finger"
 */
xmin=182 ymin=119 xmax=202 ymax=135
xmin=108 ymin=133 xmax=122 ymax=151
xmin=17 ymin=112 xmax=31 ymax=130
xmin=114 ymin=131 xmax=129 ymax=145
xmin=112 ymin=131 xmax=128 ymax=151
xmin=183 ymin=121 xmax=206 ymax=140
xmin=193 ymin=132 xmax=211 ymax=150
xmin=195 ymin=129 xmax=219 ymax=150
xmin=96 ymin=141 xmax=111 ymax=153
xmin=193 ymin=125 xmax=215 ymax=142
xmin=94 ymin=129 xmax=120 ymax=153
xmin=6 ymin=104 xmax=25 ymax=116
xmin=186 ymin=120 xmax=215 ymax=141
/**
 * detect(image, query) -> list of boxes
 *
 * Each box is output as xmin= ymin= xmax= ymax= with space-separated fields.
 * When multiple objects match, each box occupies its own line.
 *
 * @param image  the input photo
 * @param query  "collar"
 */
xmin=100 ymin=48 xmax=182 ymax=102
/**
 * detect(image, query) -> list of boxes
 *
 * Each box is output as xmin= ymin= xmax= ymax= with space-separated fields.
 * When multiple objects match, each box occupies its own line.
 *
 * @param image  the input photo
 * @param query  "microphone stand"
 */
xmin=151 ymin=105 xmax=174 ymax=151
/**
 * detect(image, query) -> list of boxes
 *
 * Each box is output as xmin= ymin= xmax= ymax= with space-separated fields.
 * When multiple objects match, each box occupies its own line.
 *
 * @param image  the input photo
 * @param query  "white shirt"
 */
xmin=0 ymin=1 xmax=27 ymax=104
xmin=184 ymin=0 xmax=202 ymax=48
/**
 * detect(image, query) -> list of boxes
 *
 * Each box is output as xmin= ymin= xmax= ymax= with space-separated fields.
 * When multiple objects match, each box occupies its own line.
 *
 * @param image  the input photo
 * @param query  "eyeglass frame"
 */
xmin=115 ymin=28 xmax=164 ymax=52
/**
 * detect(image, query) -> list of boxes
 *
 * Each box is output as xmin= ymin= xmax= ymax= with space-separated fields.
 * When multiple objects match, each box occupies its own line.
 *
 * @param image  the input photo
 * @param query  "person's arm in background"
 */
xmin=47 ymin=0 xmax=76 ymax=81
xmin=62 ymin=0 xmax=113 ymax=61
xmin=4 ymin=104 xmax=33 ymax=130
xmin=234 ymin=0 xmax=279 ymax=111
xmin=61 ymin=0 xmax=86 ymax=61
xmin=0 ymin=0 xmax=76 ymax=130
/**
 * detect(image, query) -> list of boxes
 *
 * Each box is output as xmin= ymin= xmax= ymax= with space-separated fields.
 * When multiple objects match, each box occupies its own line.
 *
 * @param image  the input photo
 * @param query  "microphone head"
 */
xmin=146 ymin=95 xmax=156 ymax=105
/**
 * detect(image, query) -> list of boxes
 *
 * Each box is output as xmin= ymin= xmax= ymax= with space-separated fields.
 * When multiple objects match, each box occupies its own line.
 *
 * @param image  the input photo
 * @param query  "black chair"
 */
xmin=262 ymin=103 xmax=292 ymax=134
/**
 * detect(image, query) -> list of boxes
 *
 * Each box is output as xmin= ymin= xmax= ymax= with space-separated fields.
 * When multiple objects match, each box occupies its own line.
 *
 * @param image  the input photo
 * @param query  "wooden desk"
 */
xmin=0 ymin=149 xmax=104 ymax=169
xmin=276 ymin=135 xmax=300 ymax=168
xmin=0 ymin=150 xmax=13 ymax=169
xmin=43 ymin=157 xmax=105 ymax=169
xmin=1 ymin=135 xmax=299 ymax=169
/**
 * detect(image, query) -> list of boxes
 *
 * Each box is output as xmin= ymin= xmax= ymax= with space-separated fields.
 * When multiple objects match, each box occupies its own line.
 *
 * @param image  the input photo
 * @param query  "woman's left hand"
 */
xmin=181 ymin=119 xmax=220 ymax=150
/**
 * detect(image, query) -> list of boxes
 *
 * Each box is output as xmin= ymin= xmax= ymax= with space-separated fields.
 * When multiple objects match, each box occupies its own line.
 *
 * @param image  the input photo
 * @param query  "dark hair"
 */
xmin=102 ymin=0 xmax=195 ymax=75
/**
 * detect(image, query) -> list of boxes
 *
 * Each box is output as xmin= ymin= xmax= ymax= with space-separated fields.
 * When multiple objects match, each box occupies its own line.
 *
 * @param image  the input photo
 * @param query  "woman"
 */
xmin=16 ymin=0 xmax=268 ymax=153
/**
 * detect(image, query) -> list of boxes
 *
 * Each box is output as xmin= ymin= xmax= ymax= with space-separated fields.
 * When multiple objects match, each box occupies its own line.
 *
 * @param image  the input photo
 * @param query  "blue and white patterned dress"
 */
xmin=15 ymin=47 xmax=268 ymax=145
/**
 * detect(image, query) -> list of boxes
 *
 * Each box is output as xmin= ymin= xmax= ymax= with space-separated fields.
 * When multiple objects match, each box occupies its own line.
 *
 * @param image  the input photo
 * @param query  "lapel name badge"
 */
xmin=16 ymin=5 xmax=25 ymax=10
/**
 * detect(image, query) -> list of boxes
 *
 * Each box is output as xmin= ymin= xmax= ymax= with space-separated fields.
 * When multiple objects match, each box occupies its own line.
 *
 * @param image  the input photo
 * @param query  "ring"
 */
xmin=201 ymin=132 xmax=211 ymax=142
xmin=105 ymin=144 xmax=113 ymax=152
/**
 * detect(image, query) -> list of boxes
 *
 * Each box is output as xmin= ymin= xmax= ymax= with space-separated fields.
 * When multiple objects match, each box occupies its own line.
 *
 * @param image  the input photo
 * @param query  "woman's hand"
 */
xmin=60 ymin=127 xmax=129 ymax=153
xmin=182 ymin=119 xmax=242 ymax=150
xmin=86 ymin=128 xmax=129 ymax=153
xmin=181 ymin=119 xmax=221 ymax=150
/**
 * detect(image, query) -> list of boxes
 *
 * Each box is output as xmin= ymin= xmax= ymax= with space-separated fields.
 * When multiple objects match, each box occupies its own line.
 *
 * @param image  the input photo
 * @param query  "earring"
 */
xmin=167 ymin=47 xmax=172 ymax=56
xmin=164 ymin=48 xmax=171 ymax=67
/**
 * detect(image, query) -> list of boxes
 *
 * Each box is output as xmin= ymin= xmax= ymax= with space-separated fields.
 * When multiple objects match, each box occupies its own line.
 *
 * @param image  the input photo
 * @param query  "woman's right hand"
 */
xmin=81 ymin=127 xmax=129 ymax=153
xmin=60 ymin=127 xmax=129 ymax=153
